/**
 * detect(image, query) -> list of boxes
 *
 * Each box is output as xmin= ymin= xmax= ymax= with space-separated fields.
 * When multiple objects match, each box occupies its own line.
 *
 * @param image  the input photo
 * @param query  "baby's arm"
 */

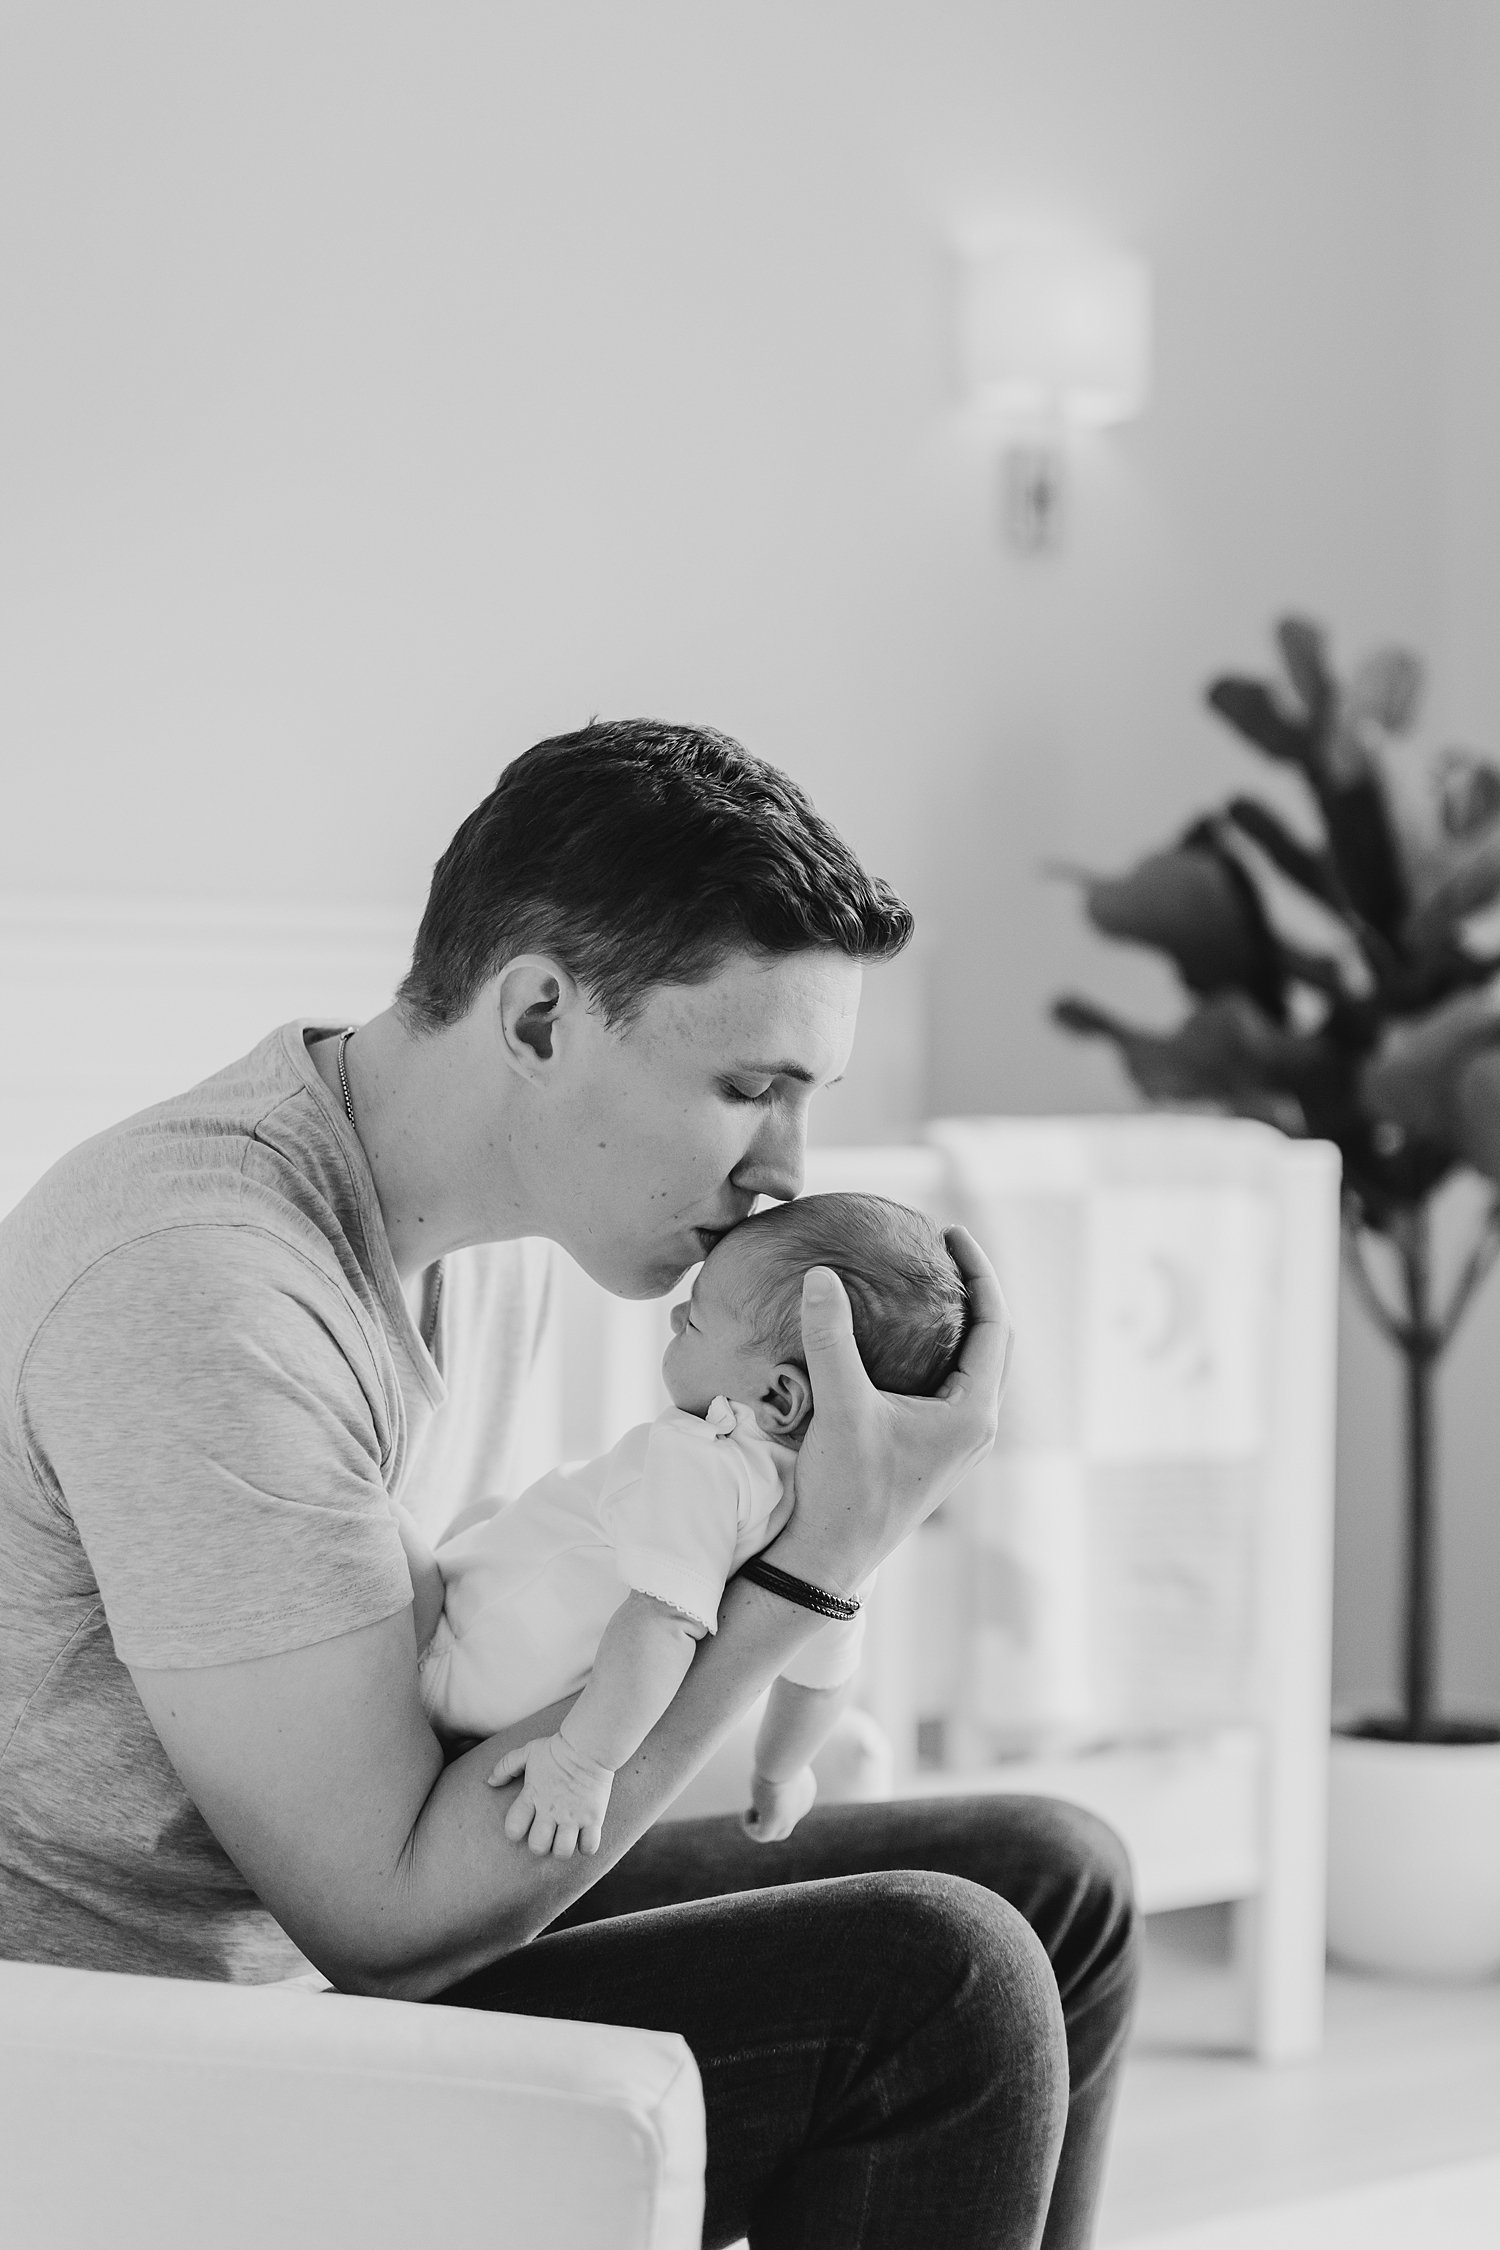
xmin=394 ymin=1505 xmax=446 ymax=1657
xmin=744 ymin=1674 xmax=854 ymax=1843
xmin=488 ymin=1591 xmax=707 ymax=1858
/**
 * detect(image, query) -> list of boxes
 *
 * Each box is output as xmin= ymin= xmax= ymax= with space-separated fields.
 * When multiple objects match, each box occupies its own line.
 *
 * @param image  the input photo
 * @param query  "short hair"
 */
xmin=729 ymin=1193 xmax=967 ymax=1398
xmin=397 ymin=719 xmax=913 ymax=1030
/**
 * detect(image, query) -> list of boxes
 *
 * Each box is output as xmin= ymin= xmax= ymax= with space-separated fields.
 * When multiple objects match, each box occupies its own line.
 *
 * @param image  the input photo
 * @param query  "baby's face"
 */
xmin=661 ymin=1228 xmax=783 ymax=1419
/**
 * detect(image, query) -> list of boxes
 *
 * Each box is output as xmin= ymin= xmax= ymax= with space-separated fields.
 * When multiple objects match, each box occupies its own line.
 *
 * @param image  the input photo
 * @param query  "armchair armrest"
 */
xmin=0 ymin=1957 xmax=705 ymax=2250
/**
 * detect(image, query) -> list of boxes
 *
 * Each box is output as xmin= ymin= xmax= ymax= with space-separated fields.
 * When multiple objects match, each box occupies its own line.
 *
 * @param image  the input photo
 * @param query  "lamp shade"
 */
xmin=959 ymin=239 xmax=1151 ymax=427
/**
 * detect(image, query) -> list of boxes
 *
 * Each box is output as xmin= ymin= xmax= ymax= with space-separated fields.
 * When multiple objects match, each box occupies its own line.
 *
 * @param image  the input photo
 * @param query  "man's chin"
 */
xmin=580 ymin=1252 xmax=696 ymax=1302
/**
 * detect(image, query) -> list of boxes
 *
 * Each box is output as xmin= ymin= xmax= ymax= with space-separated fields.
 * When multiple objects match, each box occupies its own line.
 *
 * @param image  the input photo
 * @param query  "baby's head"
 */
xmin=661 ymin=1192 xmax=967 ymax=1443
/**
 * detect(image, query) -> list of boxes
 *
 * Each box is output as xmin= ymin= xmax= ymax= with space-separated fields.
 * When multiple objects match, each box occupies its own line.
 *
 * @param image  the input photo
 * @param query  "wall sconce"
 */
xmin=957 ymin=235 xmax=1152 ymax=554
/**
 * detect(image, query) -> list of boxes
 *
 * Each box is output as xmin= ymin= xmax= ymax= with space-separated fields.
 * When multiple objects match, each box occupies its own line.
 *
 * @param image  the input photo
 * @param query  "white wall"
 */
xmin=2 ymin=1 xmax=1492 ymax=1712
xmin=1349 ymin=0 xmax=1500 ymax=1728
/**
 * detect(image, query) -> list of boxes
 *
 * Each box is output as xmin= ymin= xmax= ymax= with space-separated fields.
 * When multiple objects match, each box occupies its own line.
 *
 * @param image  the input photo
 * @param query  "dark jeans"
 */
xmin=433 ymin=1794 xmax=1140 ymax=2249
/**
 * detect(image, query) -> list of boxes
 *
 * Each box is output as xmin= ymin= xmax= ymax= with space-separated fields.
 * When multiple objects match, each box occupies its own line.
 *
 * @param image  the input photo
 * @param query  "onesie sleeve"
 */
xmin=600 ymin=1405 xmax=781 ymax=1633
xmin=774 ymin=1573 xmax=875 ymax=1691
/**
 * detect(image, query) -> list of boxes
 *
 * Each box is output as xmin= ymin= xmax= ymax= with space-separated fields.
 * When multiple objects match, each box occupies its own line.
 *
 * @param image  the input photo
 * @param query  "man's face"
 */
xmin=534 ymin=946 xmax=861 ymax=1297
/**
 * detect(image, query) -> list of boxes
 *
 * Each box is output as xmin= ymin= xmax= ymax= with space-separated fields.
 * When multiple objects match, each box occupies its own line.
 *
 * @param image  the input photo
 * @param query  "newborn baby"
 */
xmin=399 ymin=1192 xmax=966 ymax=1858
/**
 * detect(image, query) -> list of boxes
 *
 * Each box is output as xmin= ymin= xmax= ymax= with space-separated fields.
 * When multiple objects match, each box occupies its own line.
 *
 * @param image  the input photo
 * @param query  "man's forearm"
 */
xmin=350 ymin=1575 xmax=827 ymax=1999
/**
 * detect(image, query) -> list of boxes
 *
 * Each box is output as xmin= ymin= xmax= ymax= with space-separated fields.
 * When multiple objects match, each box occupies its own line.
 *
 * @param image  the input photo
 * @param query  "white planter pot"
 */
xmin=1327 ymin=1729 xmax=1500 ymax=1978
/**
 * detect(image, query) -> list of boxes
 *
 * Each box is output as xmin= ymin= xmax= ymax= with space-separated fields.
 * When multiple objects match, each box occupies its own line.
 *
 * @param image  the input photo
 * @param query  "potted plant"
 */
xmin=1053 ymin=615 xmax=1500 ymax=1976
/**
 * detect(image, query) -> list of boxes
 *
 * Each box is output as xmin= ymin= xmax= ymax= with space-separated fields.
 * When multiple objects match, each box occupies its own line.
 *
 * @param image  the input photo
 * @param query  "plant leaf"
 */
xmin=1405 ymin=831 xmax=1500 ymax=948
xmin=1349 ymin=647 xmax=1424 ymax=735
xmin=1225 ymin=796 xmax=1345 ymax=914
xmin=1361 ymin=982 xmax=1500 ymax=1143
xmin=1276 ymin=616 xmax=1335 ymax=735
xmin=1436 ymin=749 xmax=1500 ymax=843
xmin=1454 ymin=1048 xmax=1500 ymax=1184
xmin=1072 ymin=837 xmax=1284 ymax=1017
xmin=1320 ymin=773 xmax=1408 ymax=937
xmin=1054 ymin=990 xmax=1342 ymax=1107
xmin=1206 ymin=678 xmax=1313 ymax=767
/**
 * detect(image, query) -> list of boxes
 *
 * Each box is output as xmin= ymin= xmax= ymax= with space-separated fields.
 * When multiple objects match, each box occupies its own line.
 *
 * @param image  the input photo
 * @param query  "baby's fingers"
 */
xmin=527 ymin=1812 xmax=559 ymax=1856
xmin=580 ymin=1821 xmax=603 ymax=1858
xmin=487 ymin=1742 xmax=532 ymax=1789
xmin=503 ymin=1790 xmax=536 ymax=1843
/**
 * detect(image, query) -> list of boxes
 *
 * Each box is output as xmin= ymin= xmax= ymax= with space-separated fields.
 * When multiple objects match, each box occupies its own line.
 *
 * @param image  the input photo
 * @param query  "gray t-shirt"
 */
xmin=0 ymin=1022 xmax=555 ymax=1981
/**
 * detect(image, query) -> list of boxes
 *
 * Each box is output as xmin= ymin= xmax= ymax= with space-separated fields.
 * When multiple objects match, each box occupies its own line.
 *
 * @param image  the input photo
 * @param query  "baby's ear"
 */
xmin=760 ymin=1363 xmax=812 ymax=1437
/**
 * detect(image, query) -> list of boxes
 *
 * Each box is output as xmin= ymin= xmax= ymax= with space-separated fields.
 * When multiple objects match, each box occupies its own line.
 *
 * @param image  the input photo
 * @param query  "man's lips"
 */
xmin=691 ymin=1210 xmax=753 ymax=1256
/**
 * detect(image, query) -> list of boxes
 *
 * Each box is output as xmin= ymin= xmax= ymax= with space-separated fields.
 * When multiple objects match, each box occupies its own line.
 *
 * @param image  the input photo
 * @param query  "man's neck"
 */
xmin=308 ymin=1007 xmax=530 ymax=1283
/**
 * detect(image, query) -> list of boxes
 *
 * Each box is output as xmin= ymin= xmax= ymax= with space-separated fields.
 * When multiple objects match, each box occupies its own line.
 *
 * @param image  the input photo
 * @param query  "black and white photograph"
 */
xmin=3 ymin=6 xmax=1499 ymax=2246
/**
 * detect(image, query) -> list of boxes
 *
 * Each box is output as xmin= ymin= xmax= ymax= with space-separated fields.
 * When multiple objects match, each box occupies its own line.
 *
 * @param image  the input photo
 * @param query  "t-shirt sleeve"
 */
xmin=775 ymin=1573 xmax=876 ymax=1690
xmin=599 ymin=1414 xmax=766 ymax=1632
xmin=19 ymin=1225 xmax=415 ymax=1669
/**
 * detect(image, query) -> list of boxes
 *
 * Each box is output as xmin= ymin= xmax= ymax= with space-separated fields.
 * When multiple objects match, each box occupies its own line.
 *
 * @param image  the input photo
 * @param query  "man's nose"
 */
xmin=735 ymin=1107 xmax=806 ymax=1204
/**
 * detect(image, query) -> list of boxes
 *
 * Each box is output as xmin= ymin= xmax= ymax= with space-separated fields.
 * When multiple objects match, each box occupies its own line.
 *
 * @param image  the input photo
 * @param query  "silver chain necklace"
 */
xmin=334 ymin=1025 xmax=442 ymax=1348
xmin=335 ymin=1026 xmax=357 ymax=1129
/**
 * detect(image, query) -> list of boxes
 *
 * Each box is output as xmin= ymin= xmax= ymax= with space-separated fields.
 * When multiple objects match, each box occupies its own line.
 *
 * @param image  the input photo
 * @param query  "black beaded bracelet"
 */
xmin=737 ymin=1554 xmax=862 ymax=1622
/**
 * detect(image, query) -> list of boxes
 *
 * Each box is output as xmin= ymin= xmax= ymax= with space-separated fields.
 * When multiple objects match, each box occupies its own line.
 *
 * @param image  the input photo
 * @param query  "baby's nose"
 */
xmin=670 ymin=1301 xmax=688 ymax=1335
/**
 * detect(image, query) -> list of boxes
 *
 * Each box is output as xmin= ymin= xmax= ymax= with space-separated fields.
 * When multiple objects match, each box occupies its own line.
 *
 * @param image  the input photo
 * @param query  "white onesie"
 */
xmin=418 ymin=1393 xmax=865 ymax=1743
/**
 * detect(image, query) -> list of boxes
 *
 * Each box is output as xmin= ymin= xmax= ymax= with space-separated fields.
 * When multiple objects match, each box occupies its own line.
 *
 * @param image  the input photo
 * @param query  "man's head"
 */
xmin=398 ymin=719 xmax=911 ymax=1033
xmin=662 ymin=1192 xmax=968 ymax=1439
xmin=398 ymin=722 xmax=913 ymax=1298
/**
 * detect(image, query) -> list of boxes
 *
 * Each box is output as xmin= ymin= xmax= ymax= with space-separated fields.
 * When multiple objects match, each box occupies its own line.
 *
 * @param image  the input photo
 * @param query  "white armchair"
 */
xmin=0 ymin=1957 xmax=706 ymax=2250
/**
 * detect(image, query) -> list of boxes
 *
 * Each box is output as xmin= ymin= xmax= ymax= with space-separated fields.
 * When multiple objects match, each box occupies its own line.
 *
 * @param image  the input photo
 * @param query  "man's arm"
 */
xmin=129 ymin=1230 xmax=1008 ymax=2000
xmin=393 ymin=1505 xmax=446 ymax=1654
xmin=129 ymin=1572 xmax=818 ymax=1999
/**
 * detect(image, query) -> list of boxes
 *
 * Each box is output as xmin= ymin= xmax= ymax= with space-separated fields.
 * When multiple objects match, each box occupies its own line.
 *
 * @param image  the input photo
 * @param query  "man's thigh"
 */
xmin=435 ymin=1866 xmax=1065 ymax=2250
xmin=547 ymin=1792 xmax=1121 ymax=1960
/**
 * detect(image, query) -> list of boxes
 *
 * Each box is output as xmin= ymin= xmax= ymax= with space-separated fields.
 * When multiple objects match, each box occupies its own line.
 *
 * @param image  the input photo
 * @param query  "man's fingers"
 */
xmin=798 ymin=1265 xmax=875 ymax=1408
xmin=941 ymin=1226 xmax=1012 ymax=1405
xmin=799 ymin=1264 xmax=852 ymax=1347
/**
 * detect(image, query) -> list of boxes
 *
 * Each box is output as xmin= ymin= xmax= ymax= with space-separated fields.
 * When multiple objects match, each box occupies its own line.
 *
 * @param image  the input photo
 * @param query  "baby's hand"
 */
xmin=487 ymin=1731 xmax=614 ymax=1859
xmin=742 ymin=1765 xmax=818 ymax=1844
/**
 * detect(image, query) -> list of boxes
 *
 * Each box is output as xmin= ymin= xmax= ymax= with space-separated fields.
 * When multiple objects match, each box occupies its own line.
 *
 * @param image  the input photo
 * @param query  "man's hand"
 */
xmin=772 ymin=1225 xmax=1010 ymax=1595
xmin=489 ymin=1730 xmax=614 ymax=1859
xmin=742 ymin=1764 xmax=817 ymax=1843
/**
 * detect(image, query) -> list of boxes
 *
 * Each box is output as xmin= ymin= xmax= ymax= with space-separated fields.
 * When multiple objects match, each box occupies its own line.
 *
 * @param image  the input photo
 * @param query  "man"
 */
xmin=0 ymin=721 xmax=1137 ymax=2248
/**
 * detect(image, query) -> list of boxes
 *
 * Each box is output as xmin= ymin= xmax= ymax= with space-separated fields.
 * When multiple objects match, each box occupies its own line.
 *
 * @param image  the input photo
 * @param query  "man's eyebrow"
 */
xmin=736 ymin=1060 xmax=846 ymax=1088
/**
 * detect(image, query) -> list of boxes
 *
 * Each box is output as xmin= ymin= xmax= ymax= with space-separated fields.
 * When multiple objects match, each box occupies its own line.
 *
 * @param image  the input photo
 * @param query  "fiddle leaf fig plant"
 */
xmin=1054 ymin=615 xmax=1500 ymax=1742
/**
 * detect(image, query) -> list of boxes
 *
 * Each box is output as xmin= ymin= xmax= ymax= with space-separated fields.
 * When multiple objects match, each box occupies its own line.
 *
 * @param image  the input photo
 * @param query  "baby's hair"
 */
xmin=728 ymin=1193 xmax=967 ymax=1397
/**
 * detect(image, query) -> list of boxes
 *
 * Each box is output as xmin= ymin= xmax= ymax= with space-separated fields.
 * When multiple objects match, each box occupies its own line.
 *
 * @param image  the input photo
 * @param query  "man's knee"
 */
xmin=852 ymin=1870 xmax=1069 ymax=2130
xmin=1014 ymin=1797 xmax=1142 ymax=2011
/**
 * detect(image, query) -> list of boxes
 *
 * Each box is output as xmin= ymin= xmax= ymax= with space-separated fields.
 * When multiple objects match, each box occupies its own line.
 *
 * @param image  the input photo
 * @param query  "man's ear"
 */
xmin=760 ymin=1363 xmax=813 ymax=1437
xmin=493 ymin=955 xmax=579 ymax=1082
